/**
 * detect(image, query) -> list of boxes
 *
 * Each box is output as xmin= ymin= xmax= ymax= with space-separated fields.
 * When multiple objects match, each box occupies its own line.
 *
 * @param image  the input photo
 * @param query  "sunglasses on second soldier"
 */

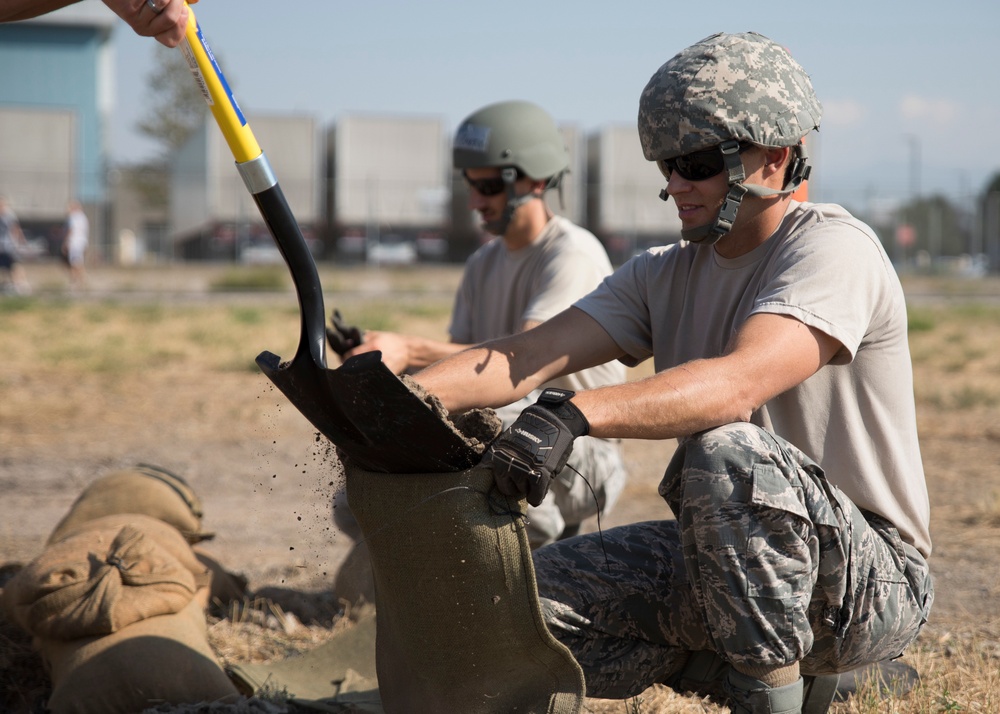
xmin=463 ymin=170 xmax=525 ymax=197
xmin=656 ymin=142 xmax=752 ymax=182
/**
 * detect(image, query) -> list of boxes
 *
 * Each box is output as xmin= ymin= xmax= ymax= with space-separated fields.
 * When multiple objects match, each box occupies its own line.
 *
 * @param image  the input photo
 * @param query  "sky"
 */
xmin=108 ymin=0 xmax=1000 ymax=213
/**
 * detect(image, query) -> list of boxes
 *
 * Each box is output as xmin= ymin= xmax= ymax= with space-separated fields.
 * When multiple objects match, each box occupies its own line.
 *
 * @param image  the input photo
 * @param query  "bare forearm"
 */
xmin=576 ymin=314 xmax=838 ymax=440
xmin=575 ymin=359 xmax=755 ymax=440
xmin=414 ymin=335 xmax=567 ymax=413
xmin=406 ymin=337 xmax=471 ymax=370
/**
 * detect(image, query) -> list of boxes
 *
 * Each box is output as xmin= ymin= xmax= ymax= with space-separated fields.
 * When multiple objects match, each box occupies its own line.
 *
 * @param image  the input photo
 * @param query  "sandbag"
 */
xmin=347 ymin=463 xmax=586 ymax=714
xmin=42 ymin=592 xmax=240 ymax=714
xmin=2 ymin=513 xmax=237 ymax=714
xmin=47 ymin=464 xmax=213 ymax=545
xmin=4 ymin=514 xmax=209 ymax=639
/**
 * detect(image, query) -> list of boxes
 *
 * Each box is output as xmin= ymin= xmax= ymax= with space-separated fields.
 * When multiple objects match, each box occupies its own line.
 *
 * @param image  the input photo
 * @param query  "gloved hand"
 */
xmin=483 ymin=388 xmax=589 ymax=507
xmin=326 ymin=309 xmax=364 ymax=357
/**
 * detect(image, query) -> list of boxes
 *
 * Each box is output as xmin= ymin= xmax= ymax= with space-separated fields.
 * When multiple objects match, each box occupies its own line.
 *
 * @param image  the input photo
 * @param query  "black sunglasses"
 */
xmin=657 ymin=142 xmax=751 ymax=182
xmin=463 ymin=170 xmax=524 ymax=197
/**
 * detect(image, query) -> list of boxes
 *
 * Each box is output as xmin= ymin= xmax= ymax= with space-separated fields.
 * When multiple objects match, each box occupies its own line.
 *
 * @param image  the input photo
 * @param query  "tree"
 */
xmin=127 ymin=43 xmax=219 ymax=207
xmin=136 ymin=43 xmax=211 ymax=155
xmin=979 ymin=172 xmax=1000 ymax=270
xmin=898 ymin=195 xmax=967 ymax=258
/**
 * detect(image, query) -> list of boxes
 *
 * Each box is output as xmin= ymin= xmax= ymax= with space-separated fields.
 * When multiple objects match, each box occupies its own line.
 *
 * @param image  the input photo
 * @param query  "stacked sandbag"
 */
xmin=47 ymin=463 xmax=213 ymax=546
xmin=2 ymin=464 xmax=249 ymax=713
xmin=2 ymin=512 xmax=240 ymax=714
xmin=47 ymin=463 xmax=248 ymax=605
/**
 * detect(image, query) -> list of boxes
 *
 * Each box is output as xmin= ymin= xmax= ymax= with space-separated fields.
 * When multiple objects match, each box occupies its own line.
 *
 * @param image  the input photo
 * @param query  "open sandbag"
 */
xmin=47 ymin=463 xmax=213 ymax=545
xmin=346 ymin=463 xmax=586 ymax=714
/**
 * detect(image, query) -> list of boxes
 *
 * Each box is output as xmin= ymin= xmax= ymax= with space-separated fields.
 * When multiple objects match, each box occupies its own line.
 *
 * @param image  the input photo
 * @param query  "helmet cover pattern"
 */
xmin=638 ymin=32 xmax=822 ymax=161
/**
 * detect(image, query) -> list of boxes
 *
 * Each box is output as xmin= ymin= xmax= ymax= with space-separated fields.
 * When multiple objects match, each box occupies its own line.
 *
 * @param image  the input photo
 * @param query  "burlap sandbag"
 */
xmin=347 ymin=463 xmax=585 ymax=714
xmin=2 ymin=514 xmax=237 ymax=714
xmin=42 ymin=591 xmax=239 ymax=714
xmin=47 ymin=463 xmax=213 ymax=545
xmin=4 ymin=514 xmax=209 ymax=640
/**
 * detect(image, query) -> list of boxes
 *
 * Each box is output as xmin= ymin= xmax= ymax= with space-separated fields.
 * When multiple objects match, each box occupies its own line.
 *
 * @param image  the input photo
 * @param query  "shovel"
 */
xmin=178 ymin=7 xmax=480 ymax=473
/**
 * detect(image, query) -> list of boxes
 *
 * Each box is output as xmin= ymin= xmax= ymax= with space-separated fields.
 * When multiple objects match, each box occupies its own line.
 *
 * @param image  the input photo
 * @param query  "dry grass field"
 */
xmin=1 ymin=262 xmax=999 ymax=713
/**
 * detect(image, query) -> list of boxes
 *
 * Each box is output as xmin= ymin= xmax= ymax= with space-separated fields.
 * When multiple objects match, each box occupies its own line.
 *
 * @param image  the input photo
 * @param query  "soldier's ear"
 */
xmin=762 ymin=146 xmax=790 ymax=172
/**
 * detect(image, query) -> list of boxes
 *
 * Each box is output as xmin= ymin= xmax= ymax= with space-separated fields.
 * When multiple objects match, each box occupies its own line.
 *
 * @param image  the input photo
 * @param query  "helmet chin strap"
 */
xmin=483 ymin=167 xmax=545 ymax=236
xmin=663 ymin=140 xmax=814 ymax=246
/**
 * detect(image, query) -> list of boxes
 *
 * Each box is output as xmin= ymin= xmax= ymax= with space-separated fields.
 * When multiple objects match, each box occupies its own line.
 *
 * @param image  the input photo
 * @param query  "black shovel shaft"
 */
xmin=180 ymin=4 xmax=485 ymax=472
xmin=251 ymin=183 xmax=326 ymax=369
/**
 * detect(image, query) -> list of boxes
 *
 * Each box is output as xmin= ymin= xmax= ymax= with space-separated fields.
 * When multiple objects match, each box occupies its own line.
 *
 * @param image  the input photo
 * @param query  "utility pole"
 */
xmin=903 ymin=134 xmax=921 ymax=268
xmin=907 ymin=135 xmax=921 ymax=201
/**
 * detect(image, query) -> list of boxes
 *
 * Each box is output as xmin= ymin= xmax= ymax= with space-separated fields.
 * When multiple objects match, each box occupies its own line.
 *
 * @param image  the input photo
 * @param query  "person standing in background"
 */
xmin=63 ymin=200 xmax=89 ymax=289
xmin=0 ymin=195 xmax=31 ymax=295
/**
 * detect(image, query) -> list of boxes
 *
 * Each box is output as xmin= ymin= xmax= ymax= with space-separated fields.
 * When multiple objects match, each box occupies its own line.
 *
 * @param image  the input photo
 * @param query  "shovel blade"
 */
xmin=256 ymin=350 xmax=481 ymax=474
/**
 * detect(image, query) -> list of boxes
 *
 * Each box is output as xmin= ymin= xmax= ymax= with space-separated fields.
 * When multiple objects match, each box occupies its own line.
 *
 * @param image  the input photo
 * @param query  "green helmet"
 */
xmin=638 ymin=31 xmax=822 ymax=161
xmin=453 ymin=100 xmax=569 ymax=182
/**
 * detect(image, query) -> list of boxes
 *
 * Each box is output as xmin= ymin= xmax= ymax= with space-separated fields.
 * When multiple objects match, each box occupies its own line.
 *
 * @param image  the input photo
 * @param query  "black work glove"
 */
xmin=483 ymin=388 xmax=590 ymax=507
xmin=326 ymin=309 xmax=364 ymax=357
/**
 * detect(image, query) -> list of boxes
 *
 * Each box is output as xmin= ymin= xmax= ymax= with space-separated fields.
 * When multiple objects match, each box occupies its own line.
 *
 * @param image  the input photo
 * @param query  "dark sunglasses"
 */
xmin=463 ymin=170 xmax=524 ymax=197
xmin=656 ymin=142 xmax=751 ymax=182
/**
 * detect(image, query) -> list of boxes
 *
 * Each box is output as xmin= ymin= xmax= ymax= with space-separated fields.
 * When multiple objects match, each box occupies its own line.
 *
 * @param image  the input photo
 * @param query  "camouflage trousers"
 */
xmin=534 ymin=422 xmax=934 ymax=699
xmin=495 ymin=395 xmax=627 ymax=549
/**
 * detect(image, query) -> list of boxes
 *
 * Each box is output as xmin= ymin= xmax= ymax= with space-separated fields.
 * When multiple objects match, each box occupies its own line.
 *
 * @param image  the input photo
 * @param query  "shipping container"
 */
xmin=327 ymin=114 xmax=449 ymax=262
xmin=586 ymin=124 xmax=682 ymax=263
xmin=170 ymin=113 xmax=321 ymax=261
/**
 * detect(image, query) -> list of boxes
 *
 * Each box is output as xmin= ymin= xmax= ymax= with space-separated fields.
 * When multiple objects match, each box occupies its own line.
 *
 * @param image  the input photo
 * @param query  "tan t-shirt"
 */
xmin=576 ymin=201 xmax=931 ymax=556
xmin=449 ymin=215 xmax=625 ymax=393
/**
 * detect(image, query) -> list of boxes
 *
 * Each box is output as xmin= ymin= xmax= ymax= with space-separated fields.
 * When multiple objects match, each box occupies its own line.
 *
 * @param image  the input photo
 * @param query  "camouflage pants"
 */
xmin=534 ymin=422 xmax=934 ymax=699
xmin=495 ymin=394 xmax=627 ymax=549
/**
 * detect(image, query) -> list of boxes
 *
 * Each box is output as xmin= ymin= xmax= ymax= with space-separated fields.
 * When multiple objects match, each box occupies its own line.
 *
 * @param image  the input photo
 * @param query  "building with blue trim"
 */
xmin=0 ymin=1 xmax=114 ymax=251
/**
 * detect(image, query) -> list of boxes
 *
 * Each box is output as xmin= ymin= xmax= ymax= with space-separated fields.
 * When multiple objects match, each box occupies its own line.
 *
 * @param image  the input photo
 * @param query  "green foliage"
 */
xmin=129 ymin=43 xmax=220 ymax=209
xmin=938 ymin=687 xmax=965 ymax=711
xmin=136 ymin=44 xmax=212 ymax=156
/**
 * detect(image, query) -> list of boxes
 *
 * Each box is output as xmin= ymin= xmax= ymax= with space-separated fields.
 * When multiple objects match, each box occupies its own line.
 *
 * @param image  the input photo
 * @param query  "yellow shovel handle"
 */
xmin=180 ymin=5 xmax=261 ymax=164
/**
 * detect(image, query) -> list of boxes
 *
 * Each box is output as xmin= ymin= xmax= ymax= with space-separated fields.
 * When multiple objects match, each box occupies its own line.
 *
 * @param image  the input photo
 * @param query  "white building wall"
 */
xmin=0 ymin=107 xmax=75 ymax=218
xmin=592 ymin=124 xmax=682 ymax=238
xmin=332 ymin=114 xmax=448 ymax=228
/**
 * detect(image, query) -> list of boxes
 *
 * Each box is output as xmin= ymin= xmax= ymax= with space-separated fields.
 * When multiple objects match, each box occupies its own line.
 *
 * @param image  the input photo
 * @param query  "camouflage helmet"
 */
xmin=638 ymin=32 xmax=822 ymax=161
xmin=453 ymin=100 xmax=569 ymax=181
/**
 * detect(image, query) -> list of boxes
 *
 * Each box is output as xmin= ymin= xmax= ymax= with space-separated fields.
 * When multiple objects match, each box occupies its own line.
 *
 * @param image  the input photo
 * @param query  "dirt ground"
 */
xmin=0 ymin=262 xmax=685 ymax=594
xmin=2 ymin=261 xmax=999 ymax=712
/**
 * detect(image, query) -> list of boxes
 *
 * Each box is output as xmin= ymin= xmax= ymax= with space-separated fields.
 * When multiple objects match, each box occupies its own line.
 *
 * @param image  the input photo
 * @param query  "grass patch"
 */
xmin=230 ymin=306 xmax=264 ymax=325
xmin=907 ymin=310 xmax=936 ymax=333
xmin=2 ymin=300 xmax=301 ymax=375
xmin=210 ymin=267 xmax=288 ymax=292
xmin=0 ymin=295 xmax=35 ymax=313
